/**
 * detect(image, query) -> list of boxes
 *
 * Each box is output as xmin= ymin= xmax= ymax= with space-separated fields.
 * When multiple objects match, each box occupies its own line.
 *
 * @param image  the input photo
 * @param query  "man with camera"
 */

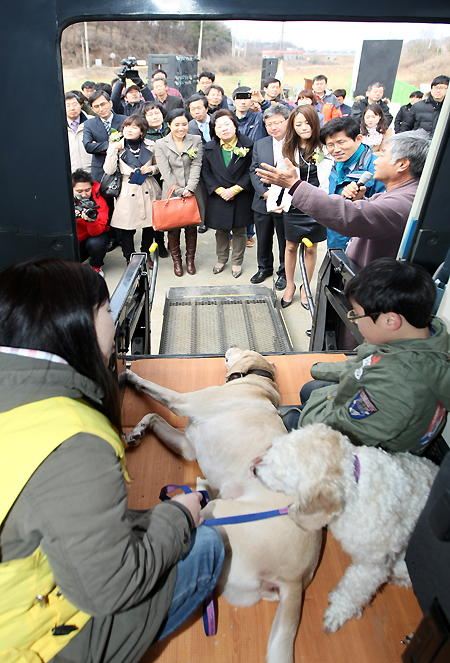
xmin=111 ymin=57 xmax=154 ymax=116
xmin=232 ymin=86 xmax=271 ymax=142
xmin=72 ymin=169 xmax=109 ymax=276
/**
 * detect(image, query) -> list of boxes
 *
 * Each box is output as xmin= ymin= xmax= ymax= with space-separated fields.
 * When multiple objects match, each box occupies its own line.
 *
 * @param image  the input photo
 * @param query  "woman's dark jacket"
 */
xmin=201 ymin=133 xmax=254 ymax=230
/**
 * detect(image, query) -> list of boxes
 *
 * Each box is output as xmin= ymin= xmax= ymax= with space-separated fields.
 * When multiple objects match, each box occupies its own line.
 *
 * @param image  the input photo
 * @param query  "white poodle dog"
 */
xmin=254 ymin=423 xmax=438 ymax=633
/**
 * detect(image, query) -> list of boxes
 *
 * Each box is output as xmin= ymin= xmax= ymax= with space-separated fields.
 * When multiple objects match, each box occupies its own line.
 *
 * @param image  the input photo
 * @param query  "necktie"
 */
xmin=70 ymin=120 xmax=79 ymax=132
xmin=103 ymin=120 xmax=111 ymax=134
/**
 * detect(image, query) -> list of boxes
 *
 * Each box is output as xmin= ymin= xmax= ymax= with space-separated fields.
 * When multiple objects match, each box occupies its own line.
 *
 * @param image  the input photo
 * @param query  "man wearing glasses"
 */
xmin=401 ymin=75 xmax=449 ymax=137
xmin=256 ymin=130 xmax=430 ymax=269
xmin=249 ymin=104 xmax=290 ymax=289
xmin=83 ymin=90 xmax=127 ymax=184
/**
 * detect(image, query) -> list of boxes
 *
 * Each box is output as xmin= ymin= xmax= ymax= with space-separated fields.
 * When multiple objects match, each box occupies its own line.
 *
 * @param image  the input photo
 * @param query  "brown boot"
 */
xmin=185 ymin=225 xmax=197 ymax=275
xmin=168 ymin=230 xmax=183 ymax=277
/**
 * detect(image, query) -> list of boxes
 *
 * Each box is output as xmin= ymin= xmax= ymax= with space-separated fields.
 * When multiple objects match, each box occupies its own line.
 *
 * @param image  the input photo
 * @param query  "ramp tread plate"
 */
xmin=159 ymin=286 xmax=291 ymax=356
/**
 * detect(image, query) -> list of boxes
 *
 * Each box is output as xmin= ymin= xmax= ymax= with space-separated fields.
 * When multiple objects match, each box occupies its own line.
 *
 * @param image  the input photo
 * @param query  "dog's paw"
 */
xmin=125 ymin=369 xmax=143 ymax=390
xmin=323 ymin=600 xmax=362 ymax=634
xmin=126 ymin=419 xmax=151 ymax=447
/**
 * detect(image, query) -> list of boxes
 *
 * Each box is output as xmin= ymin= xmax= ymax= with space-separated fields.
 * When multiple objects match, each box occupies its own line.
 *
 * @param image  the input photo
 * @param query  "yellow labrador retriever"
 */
xmin=126 ymin=347 xmax=321 ymax=663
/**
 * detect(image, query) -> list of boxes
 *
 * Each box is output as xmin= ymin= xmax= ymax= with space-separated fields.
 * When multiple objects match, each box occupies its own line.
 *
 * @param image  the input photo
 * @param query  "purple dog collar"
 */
xmin=353 ymin=454 xmax=361 ymax=484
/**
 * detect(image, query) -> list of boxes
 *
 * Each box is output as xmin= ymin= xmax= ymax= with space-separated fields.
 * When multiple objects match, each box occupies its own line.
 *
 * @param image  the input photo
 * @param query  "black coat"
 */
xmin=394 ymin=103 xmax=413 ymax=133
xmin=401 ymin=95 xmax=442 ymax=136
xmin=82 ymin=113 xmax=127 ymax=183
xmin=201 ymin=134 xmax=254 ymax=230
xmin=351 ymin=97 xmax=393 ymax=127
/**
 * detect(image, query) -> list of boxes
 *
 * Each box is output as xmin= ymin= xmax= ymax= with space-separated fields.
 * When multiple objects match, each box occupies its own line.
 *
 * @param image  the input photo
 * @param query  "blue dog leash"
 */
xmin=159 ymin=484 xmax=291 ymax=636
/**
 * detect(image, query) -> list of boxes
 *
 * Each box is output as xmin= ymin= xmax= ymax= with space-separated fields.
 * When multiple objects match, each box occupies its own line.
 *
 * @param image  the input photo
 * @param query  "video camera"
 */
xmin=117 ymin=56 xmax=142 ymax=86
xmin=74 ymin=195 xmax=99 ymax=221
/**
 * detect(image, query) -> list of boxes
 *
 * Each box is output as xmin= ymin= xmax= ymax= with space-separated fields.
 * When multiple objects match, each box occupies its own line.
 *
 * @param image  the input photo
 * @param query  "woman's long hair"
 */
xmin=0 ymin=259 xmax=121 ymax=433
xmin=283 ymin=104 xmax=322 ymax=164
xmin=360 ymin=103 xmax=388 ymax=136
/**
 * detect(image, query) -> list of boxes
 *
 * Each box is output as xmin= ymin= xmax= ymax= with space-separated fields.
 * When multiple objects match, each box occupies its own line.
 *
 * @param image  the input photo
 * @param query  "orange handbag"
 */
xmin=152 ymin=184 xmax=201 ymax=231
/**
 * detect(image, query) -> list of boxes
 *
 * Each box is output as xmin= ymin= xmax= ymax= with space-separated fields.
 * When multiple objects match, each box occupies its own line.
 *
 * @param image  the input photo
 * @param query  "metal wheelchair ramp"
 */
xmin=159 ymin=285 xmax=292 ymax=356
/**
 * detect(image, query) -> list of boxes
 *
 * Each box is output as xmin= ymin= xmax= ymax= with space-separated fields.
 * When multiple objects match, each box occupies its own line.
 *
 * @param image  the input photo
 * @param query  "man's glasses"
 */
xmin=92 ymin=101 xmax=109 ymax=110
xmin=265 ymin=120 xmax=286 ymax=129
xmin=347 ymin=309 xmax=380 ymax=322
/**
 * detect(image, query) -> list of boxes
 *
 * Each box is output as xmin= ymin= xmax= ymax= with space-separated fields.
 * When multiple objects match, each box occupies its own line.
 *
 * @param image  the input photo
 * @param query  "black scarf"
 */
xmin=121 ymin=138 xmax=153 ymax=169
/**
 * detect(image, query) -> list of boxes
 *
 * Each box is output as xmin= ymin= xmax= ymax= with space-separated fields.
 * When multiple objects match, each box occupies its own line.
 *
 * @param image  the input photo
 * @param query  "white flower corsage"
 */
xmin=233 ymin=146 xmax=250 ymax=160
xmin=109 ymin=128 xmax=123 ymax=142
xmin=185 ymin=146 xmax=199 ymax=160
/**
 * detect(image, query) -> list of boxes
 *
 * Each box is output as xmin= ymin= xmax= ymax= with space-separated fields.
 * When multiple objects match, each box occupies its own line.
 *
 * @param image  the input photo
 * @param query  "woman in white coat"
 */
xmin=104 ymin=114 xmax=161 ymax=265
xmin=154 ymin=109 xmax=205 ymax=276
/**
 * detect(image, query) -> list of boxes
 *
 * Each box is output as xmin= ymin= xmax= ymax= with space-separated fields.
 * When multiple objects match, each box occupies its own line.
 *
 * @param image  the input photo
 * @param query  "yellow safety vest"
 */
xmin=0 ymin=396 xmax=127 ymax=663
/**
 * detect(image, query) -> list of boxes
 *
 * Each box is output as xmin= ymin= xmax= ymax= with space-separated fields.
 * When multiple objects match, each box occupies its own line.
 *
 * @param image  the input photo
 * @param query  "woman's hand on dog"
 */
xmin=172 ymin=492 xmax=204 ymax=527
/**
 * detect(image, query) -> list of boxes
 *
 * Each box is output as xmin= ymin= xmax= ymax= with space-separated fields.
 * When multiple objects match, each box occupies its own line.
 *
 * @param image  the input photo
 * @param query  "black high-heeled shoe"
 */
xmin=299 ymin=284 xmax=309 ymax=310
xmin=281 ymin=284 xmax=296 ymax=309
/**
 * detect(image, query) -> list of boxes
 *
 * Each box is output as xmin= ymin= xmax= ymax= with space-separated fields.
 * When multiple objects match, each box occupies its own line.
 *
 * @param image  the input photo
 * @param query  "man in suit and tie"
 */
xmin=187 ymin=94 xmax=211 ymax=234
xmin=187 ymin=95 xmax=211 ymax=143
xmin=151 ymin=78 xmax=184 ymax=113
xmin=249 ymin=103 xmax=290 ymax=290
xmin=83 ymin=90 xmax=127 ymax=250
xmin=82 ymin=90 xmax=127 ymax=184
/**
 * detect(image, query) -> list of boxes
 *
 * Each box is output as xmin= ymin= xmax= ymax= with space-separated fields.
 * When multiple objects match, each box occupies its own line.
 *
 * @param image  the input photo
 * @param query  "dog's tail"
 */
xmin=266 ymin=580 xmax=304 ymax=663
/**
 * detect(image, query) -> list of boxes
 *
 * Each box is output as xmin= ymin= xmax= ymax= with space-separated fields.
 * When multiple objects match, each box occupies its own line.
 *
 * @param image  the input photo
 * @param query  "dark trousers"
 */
xmin=254 ymin=210 xmax=286 ymax=276
xmin=78 ymin=232 xmax=108 ymax=268
xmin=121 ymin=227 xmax=154 ymax=261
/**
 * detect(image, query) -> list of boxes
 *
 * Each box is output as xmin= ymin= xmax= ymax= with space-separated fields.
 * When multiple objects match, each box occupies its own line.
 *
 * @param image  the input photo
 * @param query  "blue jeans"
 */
xmin=156 ymin=525 xmax=224 ymax=641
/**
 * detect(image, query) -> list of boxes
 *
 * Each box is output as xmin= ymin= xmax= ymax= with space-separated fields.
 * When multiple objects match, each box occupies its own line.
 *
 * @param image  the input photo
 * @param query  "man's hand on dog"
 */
xmin=172 ymin=492 xmax=204 ymax=527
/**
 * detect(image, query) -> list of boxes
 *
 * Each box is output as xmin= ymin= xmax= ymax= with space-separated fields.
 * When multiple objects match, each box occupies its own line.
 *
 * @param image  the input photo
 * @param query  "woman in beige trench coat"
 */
xmin=154 ymin=109 xmax=205 ymax=276
xmin=104 ymin=114 xmax=161 ymax=265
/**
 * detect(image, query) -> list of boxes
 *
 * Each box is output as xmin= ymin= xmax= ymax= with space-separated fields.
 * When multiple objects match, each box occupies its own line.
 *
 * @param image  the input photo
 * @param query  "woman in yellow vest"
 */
xmin=0 ymin=258 xmax=224 ymax=663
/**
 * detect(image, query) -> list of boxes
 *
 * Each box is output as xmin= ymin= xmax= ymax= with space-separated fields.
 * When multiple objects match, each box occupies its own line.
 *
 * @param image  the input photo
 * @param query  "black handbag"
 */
xmin=100 ymin=163 xmax=122 ymax=198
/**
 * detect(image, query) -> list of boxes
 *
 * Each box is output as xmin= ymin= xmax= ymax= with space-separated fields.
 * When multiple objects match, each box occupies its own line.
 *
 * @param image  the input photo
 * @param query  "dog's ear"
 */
xmin=288 ymin=488 xmax=344 ymax=532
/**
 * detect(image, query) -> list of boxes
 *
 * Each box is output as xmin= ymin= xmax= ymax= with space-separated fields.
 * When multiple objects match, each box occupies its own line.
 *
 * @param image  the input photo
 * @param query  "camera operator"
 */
xmin=72 ymin=169 xmax=109 ymax=276
xmin=111 ymin=57 xmax=154 ymax=116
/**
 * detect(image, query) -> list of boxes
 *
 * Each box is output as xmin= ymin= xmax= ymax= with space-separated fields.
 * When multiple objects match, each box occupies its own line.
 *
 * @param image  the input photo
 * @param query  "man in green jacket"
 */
xmin=281 ymin=258 xmax=450 ymax=454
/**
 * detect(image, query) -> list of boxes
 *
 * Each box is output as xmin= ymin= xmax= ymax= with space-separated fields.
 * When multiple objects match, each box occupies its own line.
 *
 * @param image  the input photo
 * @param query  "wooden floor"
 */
xmin=122 ymin=354 xmax=422 ymax=663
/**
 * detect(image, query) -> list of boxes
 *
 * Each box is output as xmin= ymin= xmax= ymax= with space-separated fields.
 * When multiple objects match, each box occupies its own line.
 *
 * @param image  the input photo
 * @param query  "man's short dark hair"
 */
xmin=320 ymin=116 xmax=361 ymax=144
xmin=65 ymin=92 xmax=82 ymax=104
xmin=232 ymin=85 xmax=251 ymax=99
xmin=187 ymin=94 xmax=208 ymax=110
xmin=345 ymin=258 xmax=436 ymax=328
xmin=199 ymin=71 xmax=215 ymax=82
xmin=95 ymin=82 xmax=112 ymax=96
xmin=410 ymin=90 xmax=424 ymax=99
xmin=72 ymin=168 xmax=93 ymax=187
xmin=140 ymin=100 xmax=167 ymax=118
xmin=88 ymin=89 xmax=111 ymax=105
xmin=431 ymin=75 xmax=450 ymax=88
xmin=81 ymin=80 xmax=95 ymax=90
xmin=264 ymin=77 xmax=281 ymax=88
xmin=152 ymin=68 xmax=167 ymax=78
xmin=206 ymin=84 xmax=225 ymax=96
xmin=313 ymin=74 xmax=328 ymax=83
xmin=367 ymin=82 xmax=384 ymax=92
xmin=333 ymin=88 xmax=347 ymax=98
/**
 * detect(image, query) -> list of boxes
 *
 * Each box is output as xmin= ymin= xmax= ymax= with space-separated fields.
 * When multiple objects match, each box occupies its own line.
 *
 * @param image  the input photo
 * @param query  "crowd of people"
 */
xmin=2 ymin=66 xmax=449 ymax=663
xmin=66 ymin=69 xmax=447 ymax=311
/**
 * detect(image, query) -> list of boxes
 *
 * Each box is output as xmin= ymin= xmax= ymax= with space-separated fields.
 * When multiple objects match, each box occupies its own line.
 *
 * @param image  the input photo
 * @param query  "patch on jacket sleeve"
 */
xmin=420 ymin=402 xmax=446 ymax=446
xmin=348 ymin=390 xmax=379 ymax=419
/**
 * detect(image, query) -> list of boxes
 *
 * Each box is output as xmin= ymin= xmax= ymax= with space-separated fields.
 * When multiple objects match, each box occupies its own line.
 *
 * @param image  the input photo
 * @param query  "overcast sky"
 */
xmin=224 ymin=21 xmax=450 ymax=52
